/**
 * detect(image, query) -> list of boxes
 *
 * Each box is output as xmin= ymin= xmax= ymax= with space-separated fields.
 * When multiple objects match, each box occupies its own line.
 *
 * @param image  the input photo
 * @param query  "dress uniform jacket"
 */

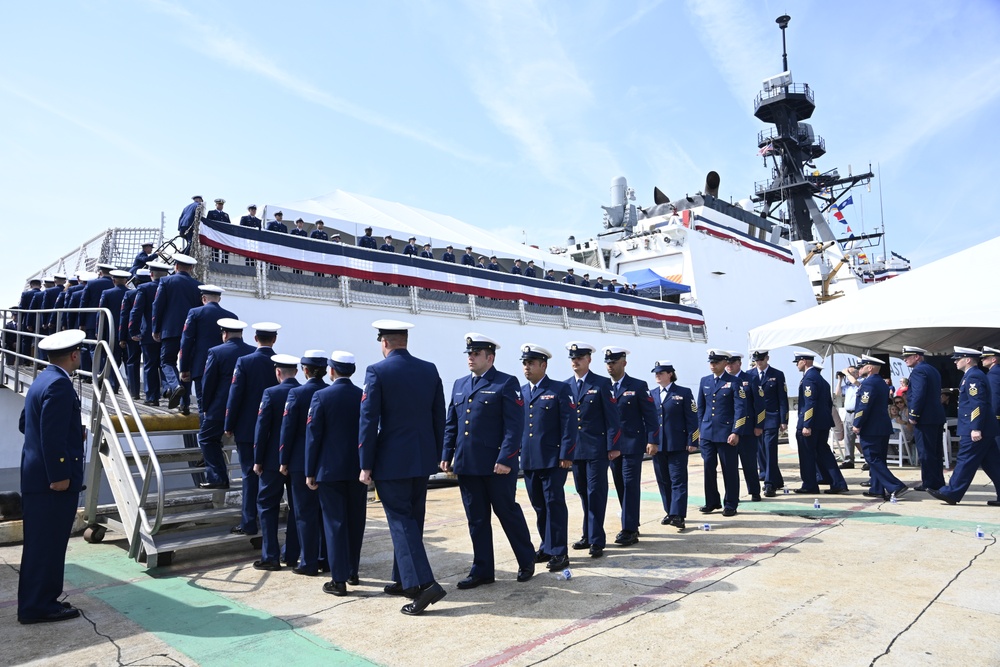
xmin=266 ymin=221 xmax=288 ymax=233
xmin=403 ymin=243 xmax=419 ymax=256
xmin=306 ymin=378 xmax=364 ymax=482
xmin=178 ymin=301 xmax=236 ymax=381
xmin=118 ymin=289 xmax=138 ymax=347
xmin=441 ymin=251 xmax=456 ymax=263
xmin=461 ymin=253 xmax=476 ymax=266
xmin=358 ymin=349 xmax=446 ymax=479
xmin=797 ymin=367 xmax=834 ymax=432
xmin=734 ymin=370 xmax=763 ymax=433
xmin=906 ymin=361 xmax=946 ymax=426
xmin=239 ymin=215 xmax=261 ymax=229
xmin=17 ymin=365 xmax=85 ymax=622
xmin=852 ymin=374 xmax=893 ymax=437
xmin=379 ymin=243 xmax=395 ymax=252
xmin=357 ymin=235 xmax=377 ymax=249
xmin=97 ymin=285 xmax=127 ymax=343
xmin=754 ymin=366 xmax=789 ymax=429
xmin=957 ymin=367 xmax=997 ymax=438
xmin=443 ymin=366 xmax=525 ymax=475
xmin=151 ymin=272 xmax=203 ymax=339
xmin=290 ymin=228 xmax=308 ymax=237
xmin=311 ymin=230 xmax=329 ymax=240
xmin=520 ymin=376 xmax=574 ymax=470
xmin=564 ymin=371 xmax=621 ymax=459
xmin=200 ymin=339 xmax=256 ymax=423
xmin=128 ymin=281 xmax=161 ymax=344
xmin=611 ymin=374 xmax=658 ymax=456
xmin=39 ymin=285 xmax=63 ymax=332
xmin=988 ymin=365 xmax=1000 ymax=427
xmin=67 ymin=285 xmax=89 ymax=330
xmin=280 ymin=377 xmax=328 ymax=473
xmin=255 ymin=378 xmax=301 ymax=470
xmin=253 ymin=376 xmax=300 ymax=563
xmin=653 ymin=384 xmax=699 ymax=452
xmin=80 ymin=276 xmax=113 ymax=332
xmin=129 ymin=251 xmax=152 ymax=275
xmin=697 ymin=372 xmax=749 ymax=441
xmin=420 ymin=250 xmax=434 ymax=259
xmin=224 ymin=347 xmax=278 ymax=442
xmin=524 ymin=267 xmax=536 ymax=278
xmin=206 ymin=209 xmax=230 ymax=224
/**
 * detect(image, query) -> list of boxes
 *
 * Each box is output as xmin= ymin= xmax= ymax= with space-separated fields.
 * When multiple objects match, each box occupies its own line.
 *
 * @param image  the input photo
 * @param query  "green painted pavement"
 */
xmin=64 ymin=545 xmax=379 ymax=667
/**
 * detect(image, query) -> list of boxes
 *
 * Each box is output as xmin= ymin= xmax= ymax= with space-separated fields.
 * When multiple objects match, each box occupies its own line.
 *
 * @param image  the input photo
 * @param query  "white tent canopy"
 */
xmin=262 ymin=190 xmax=622 ymax=280
xmin=748 ymin=236 xmax=1000 ymax=356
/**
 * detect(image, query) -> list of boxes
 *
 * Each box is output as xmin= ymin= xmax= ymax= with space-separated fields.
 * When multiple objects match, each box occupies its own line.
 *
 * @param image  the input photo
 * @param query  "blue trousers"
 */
xmin=738 ymin=433 xmax=761 ymax=496
xmin=124 ymin=340 xmax=141 ymax=398
xmin=610 ymin=453 xmax=643 ymax=532
xmin=159 ymin=337 xmax=189 ymax=408
xmin=937 ymin=435 xmax=1000 ymax=502
xmin=457 ymin=472 xmax=534 ymax=578
xmin=197 ymin=418 xmax=229 ymax=485
xmin=759 ymin=428 xmax=785 ymax=489
xmin=235 ymin=441 xmax=259 ymax=533
xmin=523 ymin=467 xmax=569 ymax=557
xmin=140 ymin=341 xmax=164 ymax=401
xmin=652 ymin=450 xmax=689 ymax=519
xmin=290 ymin=472 xmax=321 ymax=571
xmin=18 ymin=490 xmax=77 ymax=621
xmin=795 ymin=429 xmax=846 ymax=491
xmin=914 ymin=423 xmax=946 ymax=489
xmin=318 ymin=480 xmax=368 ymax=582
xmin=257 ymin=470 xmax=295 ymax=563
xmin=701 ymin=440 xmax=740 ymax=511
xmin=860 ymin=435 xmax=904 ymax=496
xmin=375 ymin=477 xmax=435 ymax=589
xmin=572 ymin=458 xmax=609 ymax=547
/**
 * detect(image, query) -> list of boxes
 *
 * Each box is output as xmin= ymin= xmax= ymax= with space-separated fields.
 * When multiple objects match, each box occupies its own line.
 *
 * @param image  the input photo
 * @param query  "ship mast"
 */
xmin=752 ymin=14 xmax=873 ymax=243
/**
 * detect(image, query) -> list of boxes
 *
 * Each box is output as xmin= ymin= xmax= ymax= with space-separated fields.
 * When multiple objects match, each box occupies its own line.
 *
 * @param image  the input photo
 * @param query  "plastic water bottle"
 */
xmin=976 ymin=525 xmax=984 ymax=539
xmin=701 ymin=523 xmax=712 ymax=531
xmin=890 ymin=493 xmax=898 ymax=504
xmin=783 ymin=488 xmax=789 ymax=495
xmin=813 ymin=499 xmax=820 ymax=509
xmin=555 ymin=568 xmax=573 ymax=580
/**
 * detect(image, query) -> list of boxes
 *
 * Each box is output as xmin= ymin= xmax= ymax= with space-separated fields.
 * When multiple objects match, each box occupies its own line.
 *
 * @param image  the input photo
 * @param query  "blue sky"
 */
xmin=2 ymin=0 xmax=999 ymax=306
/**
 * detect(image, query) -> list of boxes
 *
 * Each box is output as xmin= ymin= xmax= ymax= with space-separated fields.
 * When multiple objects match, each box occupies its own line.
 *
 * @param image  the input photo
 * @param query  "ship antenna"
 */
xmin=776 ymin=14 xmax=791 ymax=71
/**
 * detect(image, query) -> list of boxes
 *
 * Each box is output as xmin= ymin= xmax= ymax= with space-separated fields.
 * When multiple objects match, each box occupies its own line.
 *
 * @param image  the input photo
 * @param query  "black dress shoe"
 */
xmin=861 ymin=463 xmax=870 ymax=471
xmin=671 ymin=517 xmax=686 ymax=532
xmin=166 ymin=385 xmax=186 ymax=409
xmin=839 ymin=459 xmax=855 ymax=469
xmin=722 ymin=508 xmax=737 ymax=517
xmin=18 ymin=606 xmax=81 ymax=624
xmin=824 ymin=487 xmax=849 ymax=495
xmin=533 ymin=549 xmax=552 ymax=564
xmin=862 ymin=491 xmax=888 ymax=499
xmin=763 ymin=486 xmax=776 ymax=498
xmin=793 ymin=488 xmax=818 ymax=495
xmin=861 ymin=480 xmax=871 ymax=487
xmin=293 ymin=566 xmax=318 ymax=576
xmin=928 ymin=488 xmax=957 ymax=505
xmin=516 ymin=567 xmax=534 ymax=583
xmin=384 ymin=582 xmax=420 ymax=598
xmin=400 ymin=582 xmax=446 ymax=616
xmin=913 ymin=485 xmax=926 ymax=492
xmin=987 ymin=500 xmax=1000 ymax=507
xmin=348 ymin=575 xmax=360 ymax=586
xmin=318 ymin=561 xmax=331 ymax=574
xmin=199 ymin=481 xmax=230 ymax=490
xmin=546 ymin=554 xmax=570 ymax=571
xmin=751 ymin=494 xmax=762 ymax=502
xmin=589 ymin=545 xmax=604 ymax=558
xmin=660 ymin=515 xmax=671 ymax=525
xmin=252 ymin=560 xmax=281 ymax=571
xmin=892 ymin=485 xmax=909 ymax=498
xmin=456 ymin=575 xmax=495 ymax=590
xmin=179 ymin=407 xmax=190 ymax=416
xmin=571 ymin=539 xmax=590 ymax=550
xmin=699 ymin=504 xmax=721 ymax=513
xmin=323 ymin=581 xmax=348 ymax=596
xmin=143 ymin=399 xmax=160 ymax=407
xmin=230 ymin=525 xmax=257 ymax=536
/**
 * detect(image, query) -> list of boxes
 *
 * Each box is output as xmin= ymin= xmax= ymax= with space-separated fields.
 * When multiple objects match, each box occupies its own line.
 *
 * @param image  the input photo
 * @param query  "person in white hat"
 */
xmin=698 ymin=349 xmax=750 ymax=516
xmin=152 ymin=253 xmax=202 ymax=412
xmin=359 ymin=320 xmax=447 ymax=615
xmin=178 ymin=285 xmax=236 ymax=414
xmin=852 ymin=356 xmax=908 ymax=500
xmin=791 ymin=351 xmax=848 ymax=496
xmin=223 ymin=323 xmax=282 ymax=534
xmin=95 ymin=270 xmax=133 ymax=393
xmin=177 ymin=195 xmax=204 ymax=253
xmin=129 ymin=240 xmax=157 ymax=276
xmin=119 ymin=270 xmax=150 ymax=400
xmin=38 ymin=274 xmax=67 ymax=335
xmin=928 ymin=348 xmax=1000 ymax=506
xmin=441 ymin=334 xmax=535 ymax=588
xmin=78 ymin=263 xmax=117 ymax=377
xmin=901 ymin=346 xmax=947 ymax=491
xmin=17 ymin=329 xmax=87 ymax=625
xmin=750 ymin=349 xmax=790 ymax=497
xmin=128 ymin=261 xmax=171 ymax=406
xmin=725 ymin=352 xmax=764 ymax=502
xmin=305 ymin=351 xmax=366 ymax=596
xmin=564 ymin=341 xmax=621 ymax=557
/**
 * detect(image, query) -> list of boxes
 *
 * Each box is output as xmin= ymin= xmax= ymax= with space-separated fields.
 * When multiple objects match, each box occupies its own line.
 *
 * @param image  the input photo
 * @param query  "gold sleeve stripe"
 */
xmin=854 ymin=410 xmax=863 ymax=420
xmin=757 ymin=410 xmax=766 ymax=424
xmin=972 ymin=407 xmax=980 ymax=421
xmin=692 ymin=429 xmax=700 ymax=440
xmin=804 ymin=408 xmax=813 ymax=421
xmin=735 ymin=417 xmax=746 ymax=428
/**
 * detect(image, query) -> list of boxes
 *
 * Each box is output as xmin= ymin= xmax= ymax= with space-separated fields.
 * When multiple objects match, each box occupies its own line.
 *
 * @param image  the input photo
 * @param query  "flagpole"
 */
xmin=877 ymin=163 xmax=887 ymax=263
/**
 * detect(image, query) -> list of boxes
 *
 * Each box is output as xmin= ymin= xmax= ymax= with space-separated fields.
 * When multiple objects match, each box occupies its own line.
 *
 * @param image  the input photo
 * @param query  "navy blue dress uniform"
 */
xmin=79 ymin=265 xmax=115 ymax=373
xmin=561 ymin=270 xmax=576 ymax=285
xmin=65 ymin=277 xmax=88 ymax=331
xmin=442 ymin=335 xmax=534 ymax=586
xmin=697 ymin=350 xmax=749 ymax=515
xmin=403 ymin=238 xmax=419 ymax=256
xmin=18 ymin=280 xmax=41 ymax=339
xmin=727 ymin=354 xmax=763 ymax=500
xmin=650 ymin=361 xmax=699 ymax=529
xmin=593 ymin=278 xmax=604 ymax=290
xmin=519 ymin=344 xmax=574 ymax=570
xmin=177 ymin=196 xmax=202 ymax=246
xmin=750 ymin=351 xmax=789 ymax=496
xmin=793 ymin=352 xmax=848 ymax=494
xmin=253 ymin=355 xmax=301 ymax=568
xmin=206 ymin=201 xmax=230 ymax=224
xmin=279 ymin=352 xmax=329 ymax=574
xmin=17 ymin=330 xmax=86 ymax=625
xmin=564 ymin=342 xmax=621 ymax=555
xmin=461 ymin=247 xmax=476 ymax=266
xmin=580 ymin=275 xmax=591 ymax=288
xmin=852 ymin=356 xmax=907 ymax=498
xmin=306 ymin=352 xmax=367 ymax=593
xmin=50 ymin=276 xmax=74 ymax=332
xmin=224 ymin=323 xmax=281 ymax=534
xmin=97 ymin=271 xmax=131 ymax=391
xmin=379 ymin=237 xmax=395 ymax=252
xmin=266 ymin=213 xmax=288 ymax=233
xmin=119 ymin=274 xmax=145 ymax=399
xmin=442 ymin=247 xmax=456 ymax=263
xmin=198 ymin=319 xmax=255 ymax=487
xmin=510 ymin=262 xmax=523 ymax=275
xmin=129 ymin=263 xmax=170 ymax=404
xmin=487 ymin=257 xmax=501 ymax=271
xmin=151 ymin=255 xmax=202 ymax=411
xmin=291 ymin=222 xmax=308 ymax=236
xmin=39 ymin=278 xmax=65 ymax=334
xmin=604 ymin=347 xmax=657 ymax=545
xmin=358 ymin=320 xmax=447 ymax=614
xmin=129 ymin=242 xmax=156 ymax=275
xmin=544 ymin=270 xmax=556 ymax=281
xmin=524 ymin=263 xmax=537 ymax=278
xmin=240 ymin=205 xmax=262 ymax=229
xmin=929 ymin=348 xmax=1000 ymax=505
xmin=310 ymin=226 xmax=329 ymax=240
xmin=420 ymin=245 xmax=434 ymax=259
xmin=178 ymin=286 xmax=236 ymax=410
xmin=901 ymin=346 xmax=947 ymax=490
xmin=357 ymin=228 xmax=378 ymax=249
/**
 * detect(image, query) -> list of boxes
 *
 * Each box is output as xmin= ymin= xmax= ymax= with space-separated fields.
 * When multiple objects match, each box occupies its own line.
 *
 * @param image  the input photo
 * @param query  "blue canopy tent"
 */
xmin=620 ymin=268 xmax=691 ymax=300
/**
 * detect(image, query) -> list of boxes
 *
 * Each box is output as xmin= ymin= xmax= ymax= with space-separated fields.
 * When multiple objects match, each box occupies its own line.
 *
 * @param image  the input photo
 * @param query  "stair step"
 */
xmin=157 ymin=507 xmax=243 ymax=526
xmin=148 ymin=524 xmax=272 ymax=554
xmin=123 ymin=446 xmax=234 ymax=463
